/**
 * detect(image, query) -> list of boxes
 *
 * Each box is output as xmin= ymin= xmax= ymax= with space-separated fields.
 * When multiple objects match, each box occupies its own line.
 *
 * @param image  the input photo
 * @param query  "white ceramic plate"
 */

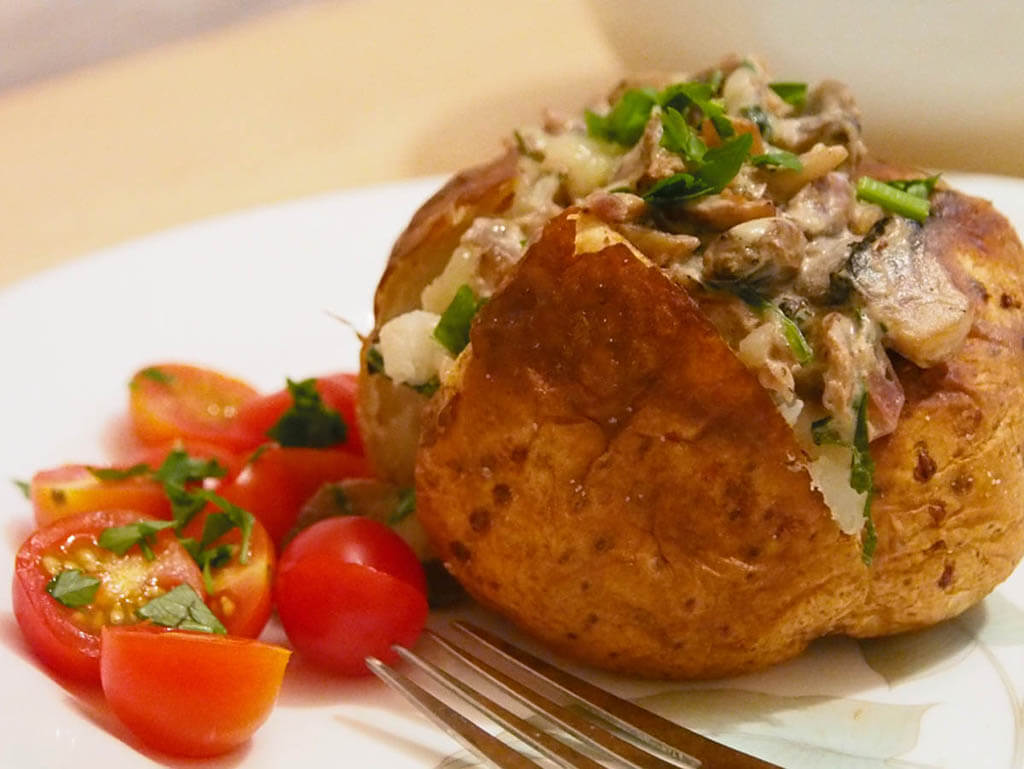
xmin=2 ymin=175 xmax=1023 ymax=769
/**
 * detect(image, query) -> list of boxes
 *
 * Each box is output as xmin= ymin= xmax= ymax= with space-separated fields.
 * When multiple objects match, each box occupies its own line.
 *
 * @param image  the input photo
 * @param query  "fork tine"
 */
xmin=365 ymin=656 xmax=543 ymax=769
xmin=425 ymin=630 xmax=689 ymax=769
xmin=393 ymin=645 xmax=607 ymax=769
xmin=452 ymin=622 xmax=784 ymax=769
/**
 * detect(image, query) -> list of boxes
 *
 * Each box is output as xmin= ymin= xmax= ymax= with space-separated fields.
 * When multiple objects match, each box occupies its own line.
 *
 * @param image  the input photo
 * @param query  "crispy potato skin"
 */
xmin=361 ymin=152 xmax=1024 ymax=677
xmin=414 ymin=198 xmax=1024 ymax=678
xmin=357 ymin=151 xmax=518 ymax=484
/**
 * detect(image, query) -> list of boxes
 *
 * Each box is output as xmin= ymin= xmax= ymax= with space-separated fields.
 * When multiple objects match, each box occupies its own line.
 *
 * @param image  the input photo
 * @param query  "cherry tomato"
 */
xmin=182 ymin=510 xmax=275 ymax=638
xmin=129 ymin=363 xmax=260 ymax=450
xmin=274 ymin=517 xmax=428 ymax=676
xmin=30 ymin=464 xmax=169 ymax=528
xmin=101 ymin=626 xmax=289 ymax=757
xmin=12 ymin=510 xmax=205 ymax=683
xmin=219 ymin=446 xmax=371 ymax=546
xmin=233 ymin=372 xmax=364 ymax=453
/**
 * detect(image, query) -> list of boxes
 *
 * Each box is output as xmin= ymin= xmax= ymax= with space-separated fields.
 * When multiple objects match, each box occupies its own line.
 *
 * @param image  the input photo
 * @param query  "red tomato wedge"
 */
xmin=219 ymin=447 xmax=371 ymax=546
xmin=101 ymin=626 xmax=289 ymax=757
xmin=12 ymin=510 xmax=204 ymax=683
xmin=182 ymin=510 xmax=275 ymax=638
xmin=129 ymin=363 xmax=260 ymax=451
xmin=30 ymin=465 xmax=169 ymax=528
xmin=233 ymin=373 xmax=364 ymax=454
xmin=274 ymin=517 xmax=428 ymax=676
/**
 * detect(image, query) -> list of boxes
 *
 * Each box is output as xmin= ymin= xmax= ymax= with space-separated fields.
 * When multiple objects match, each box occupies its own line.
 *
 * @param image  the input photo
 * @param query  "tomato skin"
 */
xmin=12 ymin=510 xmax=205 ymax=684
xmin=233 ymin=373 xmax=363 ymax=453
xmin=101 ymin=626 xmax=290 ymax=757
xmin=129 ymin=363 xmax=260 ymax=451
xmin=274 ymin=517 xmax=428 ymax=676
xmin=183 ymin=511 xmax=275 ymax=638
xmin=31 ymin=465 xmax=170 ymax=528
xmin=219 ymin=447 xmax=371 ymax=547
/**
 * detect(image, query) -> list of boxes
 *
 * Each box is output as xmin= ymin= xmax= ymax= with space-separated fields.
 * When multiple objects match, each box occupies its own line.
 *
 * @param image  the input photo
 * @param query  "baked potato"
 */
xmin=357 ymin=57 xmax=1024 ymax=677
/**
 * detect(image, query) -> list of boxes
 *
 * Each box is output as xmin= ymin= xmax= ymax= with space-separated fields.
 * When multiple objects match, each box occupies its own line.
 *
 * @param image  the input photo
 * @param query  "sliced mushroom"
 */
xmin=702 ymin=216 xmax=806 ymax=289
xmin=846 ymin=216 xmax=973 ymax=367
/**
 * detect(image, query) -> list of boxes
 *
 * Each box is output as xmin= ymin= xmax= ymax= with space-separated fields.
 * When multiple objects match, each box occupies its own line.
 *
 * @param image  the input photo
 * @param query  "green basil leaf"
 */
xmin=46 ymin=569 xmax=101 ymax=608
xmin=200 ymin=491 xmax=254 ymax=566
xmin=165 ymin=483 xmax=208 ymax=530
xmin=433 ymin=284 xmax=484 ymax=356
xmin=136 ymin=584 xmax=226 ymax=634
xmin=769 ymin=81 xmax=808 ymax=108
xmin=98 ymin=519 xmax=176 ymax=559
xmin=389 ymin=487 xmax=416 ymax=525
xmin=750 ymin=151 xmax=803 ymax=171
xmin=585 ymin=88 xmax=659 ymax=146
xmin=267 ymin=378 xmax=347 ymax=448
xmin=154 ymin=450 xmax=227 ymax=488
xmin=86 ymin=463 xmax=152 ymax=482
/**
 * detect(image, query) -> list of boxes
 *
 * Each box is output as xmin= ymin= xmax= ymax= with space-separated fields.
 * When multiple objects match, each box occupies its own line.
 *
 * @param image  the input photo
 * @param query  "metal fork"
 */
xmin=366 ymin=621 xmax=782 ymax=769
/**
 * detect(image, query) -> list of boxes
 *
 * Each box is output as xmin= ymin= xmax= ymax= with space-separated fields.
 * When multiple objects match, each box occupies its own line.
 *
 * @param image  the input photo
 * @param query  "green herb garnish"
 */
xmin=153 ymin=450 xmax=227 ymax=488
xmin=644 ymin=133 xmax=753 ymax=204
xmin=659 ymin=81 xmax=734 ymax=138
xmin=135 ymin=367 xmax=174 ymax=387
xmin=433 ymin=284 xmax=485 ymax=356
xmin=751 ymin=151 xmax=803 ymax=171
xmin=13 ymin=479 xmax=30 ymax=499
xmin=46 ymin=569 xmax=101 ymax=608
xmin=365 ymin=346 xmax=385 ymax=375
xmin=136 ymin=584 xmax=226 ymax=634
xmin=86 ymin=463 xmax=152 ymax=482
xmin=740 ymin=105 xmax=773 ymax=141
xmin=411 ymin=378 xmax=441 ymax=397
xmin=267 ymin=378 xmax=347 ymax=448
xmin=585 ymin=88 xmax=659 ymax=146
xmin=851 ymin=391 xmax=877 ymax=564
xmin=731 ymin=285 xmax=813 ymax=365
xmin=390 ymin=487 xmax=416 ymax=525
xmin=98 ymin=519 xmax=176 ymax=560
xmin=810 ymin=416 xmax=843 ymax=446
xmin=660 ymin=107 xmax=707 ymax=165
xmin=769 ymin=81 xmax=807 ymax=108
xmin=855 ymin=177 xmax=931 ymax=222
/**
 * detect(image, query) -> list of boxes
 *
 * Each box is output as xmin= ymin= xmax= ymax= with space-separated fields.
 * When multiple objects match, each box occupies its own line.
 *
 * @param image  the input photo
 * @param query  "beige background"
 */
xmin=0 ymin=0 xmax=620 ymax=288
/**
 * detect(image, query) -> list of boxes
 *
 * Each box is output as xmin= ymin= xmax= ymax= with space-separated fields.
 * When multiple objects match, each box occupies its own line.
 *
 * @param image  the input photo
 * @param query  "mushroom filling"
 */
xmin=369 ymin=57 xmax=972 ymax=545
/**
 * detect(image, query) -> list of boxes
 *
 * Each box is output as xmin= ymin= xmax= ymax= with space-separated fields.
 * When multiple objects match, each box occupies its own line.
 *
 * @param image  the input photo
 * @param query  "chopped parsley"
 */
xmin=855 ymin=177 xmax=931 ymax=223
xmin=740 ymin=105 xmax=773 ymax=141
xmin=720 ymin=284 xmax=813 ymax=366
xmin=136 ymin=584 xmax=226 ymax=634
xmin=750 ymin=151 xmax=803 ymax=171
xmin=134 ymin=367 xmax=174 ymax=387
xmin=852 ymin=392 xmax=877 ymax=564
xmin=660 ymin=107 xmax=707 ymax=166
xmin=46 ymin=569 xmax=101 ymax=608
xmin=659 ymin=81 xmax=734 ymax=138
xmin=585 ymin=88 xmax=659 ymax=146
xmin=87 ymin=463 xmax=152 ymax=482
xmin=98 ymin=519 xmax=176 ymax=560
xmin=365 ymin=346 xmax=385 ymax=375
xmin=433 ymin=284 xmax=485 ymax=356
xmin=411 ymin=378 xmax=441 ymax=397
xmin=267 ymin=378 xmax=347 ymax=448
xmin=389 ymin=487 xmax=416 ymax=525
xmin=769 ymin=81 xmax=808 ymax=109
xmin=12 ymin=479 xmax=30 ymax=499
xmin=645 ymin=133 xmax=753 ymax=204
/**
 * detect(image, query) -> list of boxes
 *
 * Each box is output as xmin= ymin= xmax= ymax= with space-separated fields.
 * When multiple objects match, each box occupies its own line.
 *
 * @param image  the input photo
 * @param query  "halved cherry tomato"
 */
xmin=101 ymin=625 xmax=289 ymax=757
xmin=30 ymin=465 xmax=169 ymax=528
xmin=274 ymin=517 xmax=427 ymax=676
xmin=129 ymin=363 xmax=260 ymax=450
xmin=12 ymin=510 xmax=205 ymax=683
xmin=182 ymin=510 xmax=275 ymax=638
xmin=219 ymin=447 xmax=371 ymax=546
xmin=232 ymin=372 xmax=364 ymax=454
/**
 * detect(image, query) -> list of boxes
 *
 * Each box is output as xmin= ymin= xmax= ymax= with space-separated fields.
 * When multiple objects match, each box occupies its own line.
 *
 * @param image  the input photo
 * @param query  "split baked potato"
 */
xmin=357 ymin=58 xmax=1024 ymax=677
